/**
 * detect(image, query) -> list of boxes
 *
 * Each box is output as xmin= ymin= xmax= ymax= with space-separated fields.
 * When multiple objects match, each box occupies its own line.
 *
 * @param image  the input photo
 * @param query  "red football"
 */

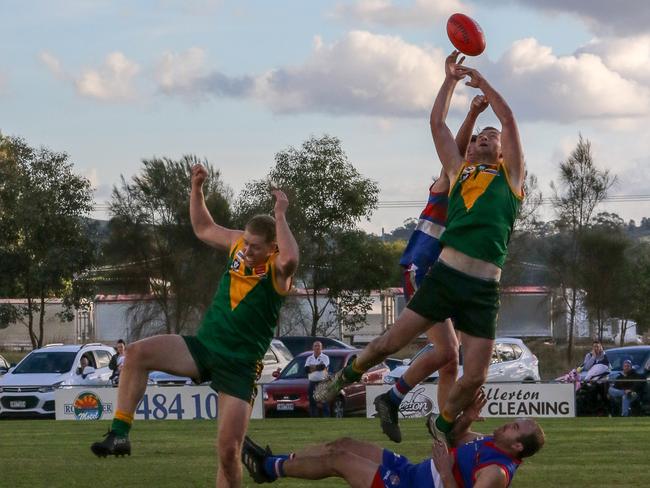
xmin=446 ymin=13 xmax=486 ymax=56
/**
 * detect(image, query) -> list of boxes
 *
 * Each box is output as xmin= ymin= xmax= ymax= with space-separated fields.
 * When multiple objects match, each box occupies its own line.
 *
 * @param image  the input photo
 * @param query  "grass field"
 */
xmin=2 ymin=417 xmax=649 ymax=487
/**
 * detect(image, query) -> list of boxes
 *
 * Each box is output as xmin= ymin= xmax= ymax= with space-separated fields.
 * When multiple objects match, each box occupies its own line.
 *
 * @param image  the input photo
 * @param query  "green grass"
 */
xmin=2 ymin=417 xmax=649 ymax=487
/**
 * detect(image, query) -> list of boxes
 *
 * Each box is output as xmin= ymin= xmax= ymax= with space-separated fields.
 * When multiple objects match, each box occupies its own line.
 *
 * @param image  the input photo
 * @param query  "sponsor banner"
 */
xmin=366 ymin=383 xmax=575 ymax=418
xmin=55 ymin=385 xmax=264 ymax=420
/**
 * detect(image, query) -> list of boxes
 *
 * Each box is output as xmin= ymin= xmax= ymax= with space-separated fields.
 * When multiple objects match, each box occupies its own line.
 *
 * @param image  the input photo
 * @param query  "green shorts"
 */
xmin=406 ymin=260 xmax=500 ymax=339
xmin=182 ymin=335 xmax=263 ymax=404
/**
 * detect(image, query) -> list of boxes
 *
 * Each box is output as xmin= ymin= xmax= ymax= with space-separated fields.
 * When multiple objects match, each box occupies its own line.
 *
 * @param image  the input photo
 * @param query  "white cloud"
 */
xmin=252 ymin=31 xmax=464 ymax=117
xmin=76 ymin=52 xmax=140 ymax=101
xmin=39 ymin=51 xmax=65 ymax=79
xmin=155 ymin=47 xmax=207 ymax=95
xmin=155 ymin=31 xmax=472 ymax=117
xmin=332 ymin=0 xmax=470 ymax=27
xmin=578 ymin=35 xmax=650 ymax=84
xmin=486 ymin=38 xmax=650 ymax=123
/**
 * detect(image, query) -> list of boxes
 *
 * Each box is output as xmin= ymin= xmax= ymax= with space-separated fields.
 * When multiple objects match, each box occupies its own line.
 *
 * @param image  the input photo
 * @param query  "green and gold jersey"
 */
xmin=440 ymin=161 xmax=523 ymax=268
xmin=197 ymin=237 xmax=289 ymax=361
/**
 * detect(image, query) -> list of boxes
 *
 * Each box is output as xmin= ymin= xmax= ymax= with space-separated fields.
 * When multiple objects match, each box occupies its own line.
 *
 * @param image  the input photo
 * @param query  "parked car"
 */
xmin=0 ymin=343 xmax=116 ymax=418
xmin=276 ymin=336 xmax=354 ymax=358
xmin=0 ymin=354 xmax=10 ymax=376
xmin=148 ymin=371 xmax=194 ymax=386
xmin=384 ymin=337 xmax=540 ymax=385
xmin=263 ymin=349 xmax=389 ymax=418
xmin=145 ymin=339 xmax=292 ymax=386
xmin=605 ymin=345 xmax=650 ymax=415
xmin=260 ymin=339 xmax=294 ymax=383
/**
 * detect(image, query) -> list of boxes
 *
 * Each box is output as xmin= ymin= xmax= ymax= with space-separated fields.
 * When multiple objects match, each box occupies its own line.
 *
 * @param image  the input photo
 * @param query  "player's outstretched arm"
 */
xmin=430 ymin=50 xmax=467 ymax=182
xmin=456 ymin=66 xmax=525 ymax=193
xmin=455 ymin=94 xmax=489 ymax=158
xmin=449 ymin=389 xmax=487 ymax=446
xmin=190 ymin=163 xmax=242 ymax=250
xmin=272 ymin=189 xmax=299 ymax=292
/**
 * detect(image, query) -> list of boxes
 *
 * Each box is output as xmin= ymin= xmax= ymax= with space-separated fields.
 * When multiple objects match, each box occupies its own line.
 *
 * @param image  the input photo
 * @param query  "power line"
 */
xmin=376 ymin=194 xmax=650 ymax=209
xmin=92 ymin=194 xmax=650 ymax=212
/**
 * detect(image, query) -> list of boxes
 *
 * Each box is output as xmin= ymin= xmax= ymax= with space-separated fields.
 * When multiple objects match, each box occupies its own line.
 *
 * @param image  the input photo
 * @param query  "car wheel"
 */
xmin=333 ymin=397 xmax=345 ymax=418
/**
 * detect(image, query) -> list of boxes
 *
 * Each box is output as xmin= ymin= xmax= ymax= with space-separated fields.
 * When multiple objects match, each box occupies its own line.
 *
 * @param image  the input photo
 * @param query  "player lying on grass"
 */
xmin=242 ymin=391 xmax=544 ymax=488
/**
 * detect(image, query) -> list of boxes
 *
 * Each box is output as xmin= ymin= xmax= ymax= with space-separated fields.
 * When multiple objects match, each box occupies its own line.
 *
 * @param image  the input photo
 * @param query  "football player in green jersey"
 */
xmin=315 ymin=50 xmax=524 ymax=447
xmin=91 ymin=163 xmax=299 ymax=488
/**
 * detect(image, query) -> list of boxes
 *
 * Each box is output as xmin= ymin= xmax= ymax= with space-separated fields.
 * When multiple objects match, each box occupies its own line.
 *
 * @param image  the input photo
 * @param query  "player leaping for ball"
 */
xmin=90 ymin=163 xmax=299 ymax=488
xmin=315 ymin=50 xmax=525 ymax=446
xmin=375 ymin=95 xmax=489 ymax=444
xmin=242 ymin=391 xmax=544 ymax=488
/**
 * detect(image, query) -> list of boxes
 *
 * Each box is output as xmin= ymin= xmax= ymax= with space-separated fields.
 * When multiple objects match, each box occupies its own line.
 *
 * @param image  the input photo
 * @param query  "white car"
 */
xmin=146 ymin=339 xmax=294 ymax=386
xmin=384 ymin=337 xmax=540 ymax=385
xmin=0 ymin=343 xmax=115 ymax=418
xmin=259 ymin=339 xmax=294 ymax=383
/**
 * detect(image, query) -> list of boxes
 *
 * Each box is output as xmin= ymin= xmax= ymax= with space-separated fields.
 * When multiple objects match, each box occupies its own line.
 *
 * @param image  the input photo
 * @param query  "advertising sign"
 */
xmin=366 ymin=383 xmax=575 ymax=418
xmin=55 ymin=385 xmax=264 ymax=420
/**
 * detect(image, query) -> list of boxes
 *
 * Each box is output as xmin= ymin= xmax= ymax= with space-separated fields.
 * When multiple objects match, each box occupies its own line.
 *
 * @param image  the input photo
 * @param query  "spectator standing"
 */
xmin=305 ymin=341 xmax=330 ymax=417
xmin=109 ymin=339 xmax=126 ymax=386
xmin=608 ymin=359 xmax=644 ymax=416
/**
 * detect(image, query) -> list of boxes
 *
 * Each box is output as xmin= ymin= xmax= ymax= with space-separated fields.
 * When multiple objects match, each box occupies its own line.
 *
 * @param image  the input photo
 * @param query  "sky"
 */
xmin=1 ymin=0 xmax=650 ymax=234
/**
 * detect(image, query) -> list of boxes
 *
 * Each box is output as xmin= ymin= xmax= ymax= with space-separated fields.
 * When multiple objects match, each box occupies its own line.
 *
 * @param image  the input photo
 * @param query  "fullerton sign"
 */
xmin=366 ymin=383 xmax=575 ymax=418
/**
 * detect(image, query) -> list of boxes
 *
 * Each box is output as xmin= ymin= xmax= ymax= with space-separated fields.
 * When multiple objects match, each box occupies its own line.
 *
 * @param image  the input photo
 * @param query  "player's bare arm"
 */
xmin=473 ymin=464 xmax=509 ymax=488
xmin=430 ymin=50 xmax=467 ymax=182
xmin=271 ymin=189 xmax=299 ymax=292
xmin=456 ymin=66 xmax=525 ymax=193
xmin=455 ymin=94 xmax=489 ymax=158
xmin=449 ymin=389 xmax=488 ymax=446
xmin=190 ymin=163 xmax=242 ymax=250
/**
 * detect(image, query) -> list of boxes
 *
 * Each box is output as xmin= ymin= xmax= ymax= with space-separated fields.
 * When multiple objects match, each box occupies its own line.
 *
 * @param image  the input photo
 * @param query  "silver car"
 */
xmin=384 ymin=337 xmax=540 ymax=384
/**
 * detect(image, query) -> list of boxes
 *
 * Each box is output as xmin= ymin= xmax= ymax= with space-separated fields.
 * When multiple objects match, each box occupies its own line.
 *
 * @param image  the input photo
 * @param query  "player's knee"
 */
xmin=328 ymin=437 xmax=354 ymax=451
xmin=439 ymin=346 xmax=459 ymax=367
xmin=217 ymin=439 xmax=241 ymax=468
xmin=439 ymin=357 xmax=459 ymax=379
xmin=124 ymin=342 xmax=145 ymax=365
xmin=323 ymin=445 xmax=349 ymax=474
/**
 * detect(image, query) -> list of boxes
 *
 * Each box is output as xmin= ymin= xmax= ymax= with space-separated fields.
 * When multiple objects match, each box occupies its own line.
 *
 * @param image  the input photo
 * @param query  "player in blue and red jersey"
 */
xmin=242 ymin=391 xmax=545 ymax=488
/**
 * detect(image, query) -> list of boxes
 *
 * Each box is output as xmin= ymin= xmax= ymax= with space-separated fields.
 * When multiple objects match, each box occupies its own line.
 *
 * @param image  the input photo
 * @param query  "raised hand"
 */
xmin=455 ymin=66 xmax=484 ymax=88
xmin=445 ymin=50 xmax=467 ymax=81
xmin=191 ymin=163 xmax=208 ymax=188
xmin=272 ymin=189 xmax=289 ymax=216
xmin=470 ymin=94 xmax=489 ymax=114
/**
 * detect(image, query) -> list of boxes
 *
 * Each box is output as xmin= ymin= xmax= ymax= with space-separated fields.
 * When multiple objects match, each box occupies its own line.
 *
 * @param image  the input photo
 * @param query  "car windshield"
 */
xmin=273 ymin=342 xmax=294 ymax=362
xmin=606 ymin=349 xmax=650 ymax=371
xmin=13 ymin=351 xmax=77 ymax=374
xmin=279 ymin=355 xmax=347 ymax=380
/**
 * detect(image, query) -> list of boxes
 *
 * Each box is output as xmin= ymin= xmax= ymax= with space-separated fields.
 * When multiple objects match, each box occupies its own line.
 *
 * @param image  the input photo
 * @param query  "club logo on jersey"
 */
xmin=383 ymin=470 xmax=401 ymax=487
xmin=460 ymin=165 xmax=476 ymax=183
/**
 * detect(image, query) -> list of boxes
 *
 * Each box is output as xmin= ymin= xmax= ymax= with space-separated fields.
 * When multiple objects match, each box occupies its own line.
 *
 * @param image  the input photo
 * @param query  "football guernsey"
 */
xmin=451 ymin=435 xmax=521 ymax=487
xmin=440 ymin=161 xmax=522 ymax=268
xmin=197 ymin=236 xmax=288 ymax=362
xmin=399 ymin=185 xmax=448 ymax=299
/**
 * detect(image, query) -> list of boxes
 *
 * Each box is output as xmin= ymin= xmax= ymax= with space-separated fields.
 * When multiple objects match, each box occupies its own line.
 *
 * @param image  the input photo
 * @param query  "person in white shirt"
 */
xmin=305 ymin=341 xmax=330 ymax=417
